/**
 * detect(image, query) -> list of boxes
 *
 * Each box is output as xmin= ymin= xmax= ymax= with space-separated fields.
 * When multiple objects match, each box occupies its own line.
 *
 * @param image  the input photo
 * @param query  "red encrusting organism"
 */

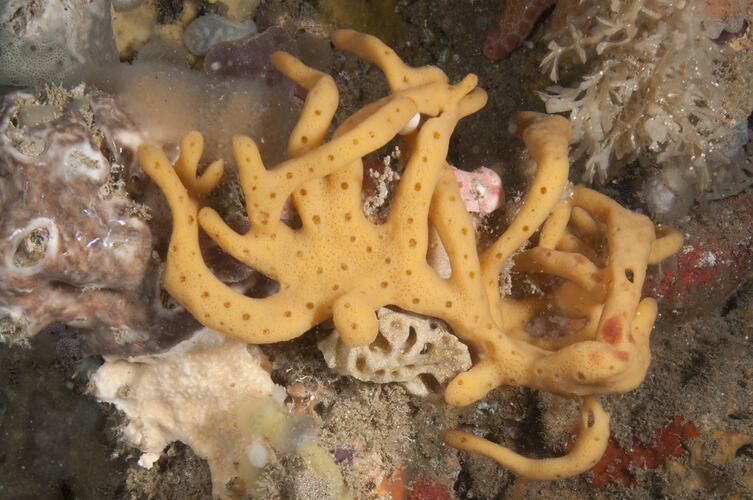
xmin=568 ymin=416 xmax=700 ymax=486
xmin=377 ymin=469 xmax=452 ymax=500
xmin=484 ymin=0 xmax=556 ymax=61
xmin=407 ymin=473 xmax=452 ymax=500
xmin=643 ymin=191 xmax=753 ymax=314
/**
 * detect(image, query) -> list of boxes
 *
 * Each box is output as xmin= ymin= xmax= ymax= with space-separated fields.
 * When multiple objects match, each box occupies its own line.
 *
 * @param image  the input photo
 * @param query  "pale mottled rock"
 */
xmin=0 ymin=88 xmax=198 ymax=354
xmin=92 ymin=328 xmax=284 ymax=497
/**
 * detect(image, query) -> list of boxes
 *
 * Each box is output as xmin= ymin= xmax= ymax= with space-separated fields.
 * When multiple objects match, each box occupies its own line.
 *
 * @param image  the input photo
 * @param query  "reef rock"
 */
xmin=184 ymin=14 xmax=257 ymax=56
xmin=205 ymin=27 xmax=299 ymax=90
xmin=318 ymin=307 xmax=472 ymax=397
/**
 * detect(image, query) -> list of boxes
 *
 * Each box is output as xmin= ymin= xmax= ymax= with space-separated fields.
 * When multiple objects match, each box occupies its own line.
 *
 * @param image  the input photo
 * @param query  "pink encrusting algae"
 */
xmin=281 ymin=163 xmax=504 ymax=220
xmin=452 ymin=166 xmax=504 ymax=213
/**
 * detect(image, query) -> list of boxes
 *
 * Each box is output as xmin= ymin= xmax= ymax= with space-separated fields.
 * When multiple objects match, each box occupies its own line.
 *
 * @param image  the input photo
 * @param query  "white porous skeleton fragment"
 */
xmin=318 ymin=307 xmax=472 ymax=397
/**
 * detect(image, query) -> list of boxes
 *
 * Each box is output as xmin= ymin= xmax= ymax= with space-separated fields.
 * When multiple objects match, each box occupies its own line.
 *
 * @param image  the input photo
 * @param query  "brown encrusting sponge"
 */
xmin=138 ymin=30 xmax=683 ymax=481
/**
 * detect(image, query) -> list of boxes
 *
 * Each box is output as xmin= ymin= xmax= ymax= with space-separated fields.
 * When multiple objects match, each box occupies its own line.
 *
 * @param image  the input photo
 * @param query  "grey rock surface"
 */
xmin=0 ymin=0 xmax=117 ymax=87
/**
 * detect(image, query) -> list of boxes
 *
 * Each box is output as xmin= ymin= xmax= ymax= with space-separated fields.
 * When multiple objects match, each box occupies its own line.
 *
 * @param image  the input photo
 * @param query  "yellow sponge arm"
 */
xmin=481 ymin=112 xmax=572 ymax=324
xmin=442 ymin=396 xmax=609 ymax=481
xmin=331 ymin=29 xmax=448 ymax=91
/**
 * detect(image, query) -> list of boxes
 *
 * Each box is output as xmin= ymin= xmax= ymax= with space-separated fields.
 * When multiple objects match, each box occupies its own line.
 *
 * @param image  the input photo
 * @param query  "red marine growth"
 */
xmin=568 ymin=416 xmax=700 ymax=486
xmin=484 ymin=0 xmax=555 ymax=60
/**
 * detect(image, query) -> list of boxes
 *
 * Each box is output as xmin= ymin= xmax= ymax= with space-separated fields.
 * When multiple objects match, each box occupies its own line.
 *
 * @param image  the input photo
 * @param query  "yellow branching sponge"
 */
xmin=138 ymin=30 xmax=683 ymax=481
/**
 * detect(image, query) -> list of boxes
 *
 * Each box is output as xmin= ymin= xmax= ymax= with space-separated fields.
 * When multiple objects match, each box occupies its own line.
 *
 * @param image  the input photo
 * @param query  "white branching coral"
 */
xmin=539 ymin=0 xmax=753 ymax=191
